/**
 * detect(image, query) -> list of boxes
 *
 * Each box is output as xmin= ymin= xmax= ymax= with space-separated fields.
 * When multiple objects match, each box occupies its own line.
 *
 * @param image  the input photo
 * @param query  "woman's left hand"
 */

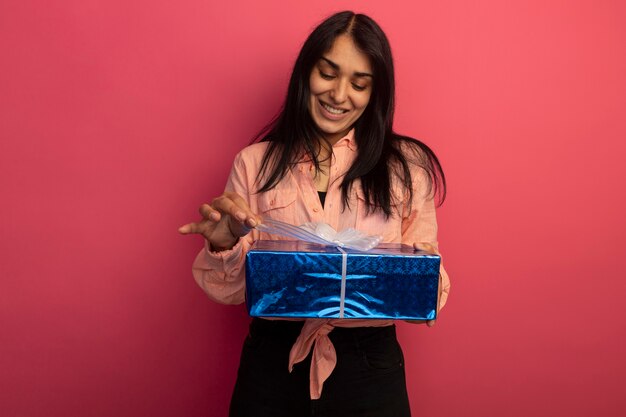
xmin=405 ymin=242 xmax=439 ymax=327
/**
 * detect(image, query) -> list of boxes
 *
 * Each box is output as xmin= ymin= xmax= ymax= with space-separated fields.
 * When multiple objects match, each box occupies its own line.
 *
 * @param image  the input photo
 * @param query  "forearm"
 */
xmin=192 ymin=233 xmax=254 ymax=305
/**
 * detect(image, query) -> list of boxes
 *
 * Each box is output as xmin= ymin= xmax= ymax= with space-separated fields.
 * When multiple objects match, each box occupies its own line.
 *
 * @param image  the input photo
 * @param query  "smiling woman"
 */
xmin=308 ymin=35 xmax=373 ymax=143
xmin=179 ymin=10 xmax=449 ymax=417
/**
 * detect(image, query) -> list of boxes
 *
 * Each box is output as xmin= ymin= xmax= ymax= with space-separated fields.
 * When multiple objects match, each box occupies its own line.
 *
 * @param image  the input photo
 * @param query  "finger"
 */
xmin=213 ymin=193 xmax=259 ymax=226
xmin=224 ymin=192 xmax=259 ymax=224
xmin=178 ymin=222 xmax=200 ymax=235
xmin=199 ymin=203 xmax=221 ymax=222
xmin=413 ymin=242 xmax=437 ymax=255
xmin=244 ymin=216 xmax=259 ymax=228
xmin=405 ymin=319 xmax=427 ymax=325
xmin=212 ymin=195 xmax=243 ymax=220
xmin=178 ymin=224 xmax=190 ymax=234
xmin=405 ymin=319 xmax=436 ymax=326
xmin=178 ymin=220 xmax=216 ymax=237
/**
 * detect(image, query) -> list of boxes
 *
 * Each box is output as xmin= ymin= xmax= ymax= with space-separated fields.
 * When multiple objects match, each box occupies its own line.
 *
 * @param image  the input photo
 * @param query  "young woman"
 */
xmin=179 ymin=11 xmax=450 ymax=417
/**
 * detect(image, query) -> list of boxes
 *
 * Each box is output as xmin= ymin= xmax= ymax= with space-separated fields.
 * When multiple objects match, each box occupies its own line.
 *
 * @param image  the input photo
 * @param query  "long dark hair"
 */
xmin=254 ymin=11 xmax=446 ymax=217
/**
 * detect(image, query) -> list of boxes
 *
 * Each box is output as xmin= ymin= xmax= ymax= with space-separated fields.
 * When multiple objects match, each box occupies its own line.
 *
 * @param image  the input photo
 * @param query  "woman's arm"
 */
xmin=401 ymin=169 xmax=451 ymax=323
xmin=179 ymin=151 xmax=260 ymax=305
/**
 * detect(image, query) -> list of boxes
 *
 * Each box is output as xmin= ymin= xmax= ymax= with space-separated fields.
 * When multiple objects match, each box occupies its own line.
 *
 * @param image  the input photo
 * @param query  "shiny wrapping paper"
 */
xmin=245 ymin=240 xmax=440 ymax=320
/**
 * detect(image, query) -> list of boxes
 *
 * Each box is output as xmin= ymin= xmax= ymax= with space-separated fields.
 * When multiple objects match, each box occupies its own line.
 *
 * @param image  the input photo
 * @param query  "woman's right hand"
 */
xmin=178 ymin=191 xmax=261 ymax=251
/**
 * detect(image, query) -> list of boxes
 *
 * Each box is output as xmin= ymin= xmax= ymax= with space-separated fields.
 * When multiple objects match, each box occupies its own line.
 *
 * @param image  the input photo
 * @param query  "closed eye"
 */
xmin=319 ymin=71 xmax=335 ymax=80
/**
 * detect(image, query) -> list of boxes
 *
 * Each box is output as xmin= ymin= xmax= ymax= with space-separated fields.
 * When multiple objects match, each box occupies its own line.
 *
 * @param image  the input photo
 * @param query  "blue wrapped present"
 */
xmin=245 ymin=240 xmax=440 ymax=320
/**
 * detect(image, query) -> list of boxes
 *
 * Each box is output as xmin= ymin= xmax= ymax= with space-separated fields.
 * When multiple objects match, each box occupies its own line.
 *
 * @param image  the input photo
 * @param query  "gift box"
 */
xmin=245 ymin=240 xmax=440 ymax=320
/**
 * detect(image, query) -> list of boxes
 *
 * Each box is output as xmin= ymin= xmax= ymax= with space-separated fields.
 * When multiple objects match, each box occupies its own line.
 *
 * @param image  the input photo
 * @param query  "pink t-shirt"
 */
xmin=192 ymin=129 xmax=450 ymax=399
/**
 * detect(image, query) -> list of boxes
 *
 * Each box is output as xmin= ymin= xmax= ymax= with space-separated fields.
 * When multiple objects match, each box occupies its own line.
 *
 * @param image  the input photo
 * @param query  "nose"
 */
xmin=329 ymin=79 xmax=348 ymax=104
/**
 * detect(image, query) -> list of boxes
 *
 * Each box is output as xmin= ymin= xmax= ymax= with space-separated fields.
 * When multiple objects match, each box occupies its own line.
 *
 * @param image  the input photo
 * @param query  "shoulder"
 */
xmin=231 ymin=142 xmax=270 ymax=170
xmin=234 ymin=142 xmax=270 ymax=162
xmin=391 ymin=134 xmax=430 ymax=163
xmin=389 ymin=135 xmax=432 ymax=183
xmin=388 ymin=134 xmax=435 ymax=195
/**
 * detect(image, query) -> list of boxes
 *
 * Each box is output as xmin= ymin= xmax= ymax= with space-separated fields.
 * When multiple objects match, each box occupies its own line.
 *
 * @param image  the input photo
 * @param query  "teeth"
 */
xmin=322 ymin=103 xmax=346 ymax=115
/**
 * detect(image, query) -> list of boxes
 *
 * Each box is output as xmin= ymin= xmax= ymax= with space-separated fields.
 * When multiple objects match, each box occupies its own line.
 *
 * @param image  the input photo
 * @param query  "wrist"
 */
xmin=207 ymin=236 xmax=239 ymax=252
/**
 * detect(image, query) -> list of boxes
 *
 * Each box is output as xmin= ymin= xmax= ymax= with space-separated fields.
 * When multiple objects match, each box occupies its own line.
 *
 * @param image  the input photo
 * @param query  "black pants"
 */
xmin=229 ymin=318 xmax=411 ymax=417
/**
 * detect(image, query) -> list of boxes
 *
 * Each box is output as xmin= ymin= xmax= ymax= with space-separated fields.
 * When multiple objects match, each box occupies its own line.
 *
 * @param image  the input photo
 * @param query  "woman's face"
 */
xmin=309 ymin=34 xmax=373 ymax=144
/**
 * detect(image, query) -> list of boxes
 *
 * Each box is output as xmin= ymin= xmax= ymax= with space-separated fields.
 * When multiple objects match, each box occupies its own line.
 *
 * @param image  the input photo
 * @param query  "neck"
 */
xmin=312 ymin=139 xmax=332 ymax=192
xmin=323 ymin=129 xmax=350 ymax=146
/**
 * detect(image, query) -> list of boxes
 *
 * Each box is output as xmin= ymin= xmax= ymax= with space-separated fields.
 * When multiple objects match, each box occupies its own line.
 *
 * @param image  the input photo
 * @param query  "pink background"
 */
xmin=1 ymin=1 xmax=625 ymax=416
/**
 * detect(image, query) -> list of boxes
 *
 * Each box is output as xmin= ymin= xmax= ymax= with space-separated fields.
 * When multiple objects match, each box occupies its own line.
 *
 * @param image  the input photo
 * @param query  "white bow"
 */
xmin=256 ymin=218 xmax=381 ymax=251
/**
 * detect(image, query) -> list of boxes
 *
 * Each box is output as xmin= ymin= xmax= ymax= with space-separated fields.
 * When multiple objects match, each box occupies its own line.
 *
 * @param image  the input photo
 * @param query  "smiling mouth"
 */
xmin=320 ymin=101 xmax=348 ymax=115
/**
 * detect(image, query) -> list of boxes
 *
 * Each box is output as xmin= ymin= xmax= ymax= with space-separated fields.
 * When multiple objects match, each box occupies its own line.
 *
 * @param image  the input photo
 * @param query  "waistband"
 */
xmin=250 ymin=318 xmax=396 ymax=346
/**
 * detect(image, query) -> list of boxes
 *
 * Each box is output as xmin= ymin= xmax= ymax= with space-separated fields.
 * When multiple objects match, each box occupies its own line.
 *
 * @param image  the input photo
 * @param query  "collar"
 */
xmin=295 ymin=128 xmax=357 ymax=169
xmin=332 ymin=128 xmax=357 ymax=151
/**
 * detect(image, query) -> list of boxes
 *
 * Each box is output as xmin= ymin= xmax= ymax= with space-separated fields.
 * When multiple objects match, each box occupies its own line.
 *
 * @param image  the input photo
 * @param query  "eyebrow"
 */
xmin=320 ymin=57 xmax=373 ymax=78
